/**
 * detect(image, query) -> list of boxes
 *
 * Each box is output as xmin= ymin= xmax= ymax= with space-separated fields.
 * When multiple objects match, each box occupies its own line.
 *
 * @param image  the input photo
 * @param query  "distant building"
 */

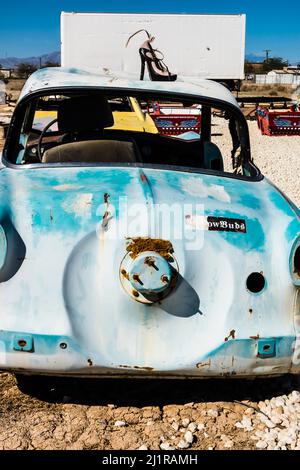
xmin=255 ymin=67 xmax=300 ymax=85
xmin=0 ymin=68 xmax=12 ymax=79
xmin=0 ymin=80 xmax=5 ymax=104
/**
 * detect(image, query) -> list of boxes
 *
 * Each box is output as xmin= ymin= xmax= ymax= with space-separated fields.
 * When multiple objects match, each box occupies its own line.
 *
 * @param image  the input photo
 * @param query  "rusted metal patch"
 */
xmin=126 ymin=237 xmax=174 ymax=259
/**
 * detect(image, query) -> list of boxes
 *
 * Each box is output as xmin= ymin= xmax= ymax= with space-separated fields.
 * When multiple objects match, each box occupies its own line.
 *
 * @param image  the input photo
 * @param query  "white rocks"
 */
xmin=184 ymin=431 xmax=194 ymax=444
xmin=242 ymin=416 xmax=253 ymax=430
xmin=177 ymin=439 xmax=190 ymax=449
xmin=175 ymin=429 xmax=194 ymax=449
xmin=289 ymin=391 xmax=300 ymax=403
xmin=187 ymin=422 xmax=197 ymax=433
xmin=235 ymin=422 xmax=244 ymax=429
xmin=248 ymin=389 xmax=300 ymax=451
xmin=160 ymin=442 xmax=175 ymax=451
xmin=197 ymin=423 xmax=205 ymax=431
xmin=181 ymin=418 xmax=190 ymax=427
xmin=171 ymin=422 xmax=179 ymax=432
xmin=221 ymin=434 xmax=233 ymax=449
xmin=207 ymin=409 xmax=219 ymax=418
xmin=138 ymin=445 xmax=148 ymax=450
xmin=273 ymin=406 xmax=284 ymax=415
xmin=264 ymin=419 xmax=276 ymax=429
xmin=114 ymin=420 xmax=126 ymax=427
xmin=274 ymin=397 xmax=285 ymax=408
xmin=235 ymin=416 xmax=253 ymax=431
xmin=256 ymin=441 xmax=268 ymax=449
xmin=269 ymin=415 xmax=282 ymax=425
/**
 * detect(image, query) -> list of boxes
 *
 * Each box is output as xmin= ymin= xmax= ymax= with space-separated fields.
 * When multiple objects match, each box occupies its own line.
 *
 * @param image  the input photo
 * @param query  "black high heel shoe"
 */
xmin=126 ymin=29 xmax=177 ymax=82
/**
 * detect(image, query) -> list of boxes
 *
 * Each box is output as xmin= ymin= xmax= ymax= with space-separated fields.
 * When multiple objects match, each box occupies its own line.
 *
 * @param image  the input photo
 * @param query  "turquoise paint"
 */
xmin=0 ymin=68 xmax=299 ymax=378
xmin=0 ymin=330 xmax=83 ymax=356
xmin=129 ymin=251 xmax=172 ymax=294
xmin=207 ymin=209 xmax=266 ymax=252
xmin=201 ymin=336 xmax=295 ymax=360
xmin=12 ymin=333 xmax=34 ymax=352
xmin=257 ymin=338 xmax=276 ymax=358
xmin=0 ymin=167 xmax=137 ymax=235
xmin=268 ymin=186 xmax=299 ymax=218
xmin=238 ymin=193 xmax=262 ymax=210
xmin=286 ymin=219 xmax=300 ymax=242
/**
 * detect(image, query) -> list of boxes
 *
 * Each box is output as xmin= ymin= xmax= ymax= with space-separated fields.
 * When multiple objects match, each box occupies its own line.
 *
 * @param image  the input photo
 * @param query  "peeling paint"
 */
xmin=181 ymin=177 xmax=231 ymax=203
xmin=0 ymin=68 xmax=299 ymax=377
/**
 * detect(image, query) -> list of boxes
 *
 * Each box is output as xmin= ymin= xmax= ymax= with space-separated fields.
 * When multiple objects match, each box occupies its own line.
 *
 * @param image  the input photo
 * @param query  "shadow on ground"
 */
xmin=15 ymin=373 xmax=300 ymax=406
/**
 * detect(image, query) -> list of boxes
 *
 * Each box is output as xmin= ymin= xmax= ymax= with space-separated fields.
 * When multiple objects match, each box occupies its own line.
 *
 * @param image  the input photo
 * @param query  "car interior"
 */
xmin=12 ymin=91 xmax=249 ymax=175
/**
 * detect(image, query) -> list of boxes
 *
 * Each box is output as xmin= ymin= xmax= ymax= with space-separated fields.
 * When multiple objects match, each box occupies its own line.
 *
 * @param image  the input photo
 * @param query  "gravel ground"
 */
xmin=0 ymin=115 xmax=299 ymax=450
xmin=248 ymin=120 xmax=300 ymax=207
xmin=213 ymin=118 xmax=300 ymax=207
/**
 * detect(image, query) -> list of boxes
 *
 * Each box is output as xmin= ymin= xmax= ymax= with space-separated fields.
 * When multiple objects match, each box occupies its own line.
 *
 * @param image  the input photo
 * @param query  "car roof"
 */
xmin=19 ymin=67 xmax=240 ymax=109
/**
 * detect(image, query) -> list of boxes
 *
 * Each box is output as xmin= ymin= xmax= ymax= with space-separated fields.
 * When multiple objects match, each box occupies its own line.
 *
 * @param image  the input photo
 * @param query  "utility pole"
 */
xmin=263 ymin=50 xmax=271 ymax=63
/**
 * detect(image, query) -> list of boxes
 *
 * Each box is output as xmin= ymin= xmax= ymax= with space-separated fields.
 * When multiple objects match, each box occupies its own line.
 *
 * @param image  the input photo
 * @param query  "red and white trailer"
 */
xmin=256 ymin=105 xmax=300 ymax=136
xmin=149 ymin=102 xmax=201 ymax=137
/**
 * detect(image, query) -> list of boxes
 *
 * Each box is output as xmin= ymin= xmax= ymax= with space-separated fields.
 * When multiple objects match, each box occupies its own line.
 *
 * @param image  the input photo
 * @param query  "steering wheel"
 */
xmin=37 ymin=118 xmax=58 ymax=162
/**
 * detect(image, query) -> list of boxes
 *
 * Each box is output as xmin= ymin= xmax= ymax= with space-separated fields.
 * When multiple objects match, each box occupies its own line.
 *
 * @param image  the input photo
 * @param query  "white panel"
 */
xmin=61 ymin=12 xmax=245 ymax=79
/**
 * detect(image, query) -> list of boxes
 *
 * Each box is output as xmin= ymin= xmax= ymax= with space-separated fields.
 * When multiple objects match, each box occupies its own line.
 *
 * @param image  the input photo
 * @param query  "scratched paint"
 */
xmin=0 ymin=69 xmax=299 ymax=377
xmin=0 ymin=163 xmax=299 ymax=375
xmin=18 ymin=67 xmax=240 ymax=109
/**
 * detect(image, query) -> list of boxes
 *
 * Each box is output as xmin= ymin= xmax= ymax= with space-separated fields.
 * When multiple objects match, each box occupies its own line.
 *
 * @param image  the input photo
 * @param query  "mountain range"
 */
xmin=0 ymin=51 xmax=297 ymax=69
xmin=0 ymin=51 xmax=61 ymax=69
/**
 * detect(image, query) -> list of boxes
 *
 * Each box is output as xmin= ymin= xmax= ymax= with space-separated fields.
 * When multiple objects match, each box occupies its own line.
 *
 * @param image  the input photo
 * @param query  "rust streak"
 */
xmin=102 ymin=193 xmax=112 ymax=229
xmin=196 ymin=360 xmax=211 ymax=369
xmin=224 ymin=329 xmax=236 ymax=342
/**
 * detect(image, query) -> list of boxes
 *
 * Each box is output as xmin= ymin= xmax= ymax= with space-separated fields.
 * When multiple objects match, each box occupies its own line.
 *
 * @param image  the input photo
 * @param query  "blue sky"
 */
xmin=0 ymin=0 xmax=299 ymax=62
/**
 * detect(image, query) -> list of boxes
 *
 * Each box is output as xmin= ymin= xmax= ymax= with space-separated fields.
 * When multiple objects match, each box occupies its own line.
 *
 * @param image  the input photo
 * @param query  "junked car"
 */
xmin=0 ymin=67 xmax=299 ymax=391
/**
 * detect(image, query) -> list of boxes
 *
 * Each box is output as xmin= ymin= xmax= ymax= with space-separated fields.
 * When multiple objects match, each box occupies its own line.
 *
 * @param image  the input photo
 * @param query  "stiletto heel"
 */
xmin=126 ymin=29 xmax=177 ymax=82
xmin=139 ymin=50 xmax=146 ymax=80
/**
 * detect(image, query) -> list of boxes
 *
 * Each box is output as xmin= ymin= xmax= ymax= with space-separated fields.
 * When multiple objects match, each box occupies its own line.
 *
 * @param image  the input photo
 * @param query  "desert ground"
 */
xmin=0 ymin=81 xmax=299 ymax=450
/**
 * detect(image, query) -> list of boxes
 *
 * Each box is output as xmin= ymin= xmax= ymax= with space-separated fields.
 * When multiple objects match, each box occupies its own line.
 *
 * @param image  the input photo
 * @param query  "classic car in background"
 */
xmin=0 ymin=68 xmax=299 ymax=391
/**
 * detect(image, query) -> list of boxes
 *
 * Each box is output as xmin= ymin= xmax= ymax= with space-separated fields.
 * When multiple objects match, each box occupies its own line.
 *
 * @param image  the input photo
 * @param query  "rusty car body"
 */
xmin=0 ymin=67 xmax=299 ymax=386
